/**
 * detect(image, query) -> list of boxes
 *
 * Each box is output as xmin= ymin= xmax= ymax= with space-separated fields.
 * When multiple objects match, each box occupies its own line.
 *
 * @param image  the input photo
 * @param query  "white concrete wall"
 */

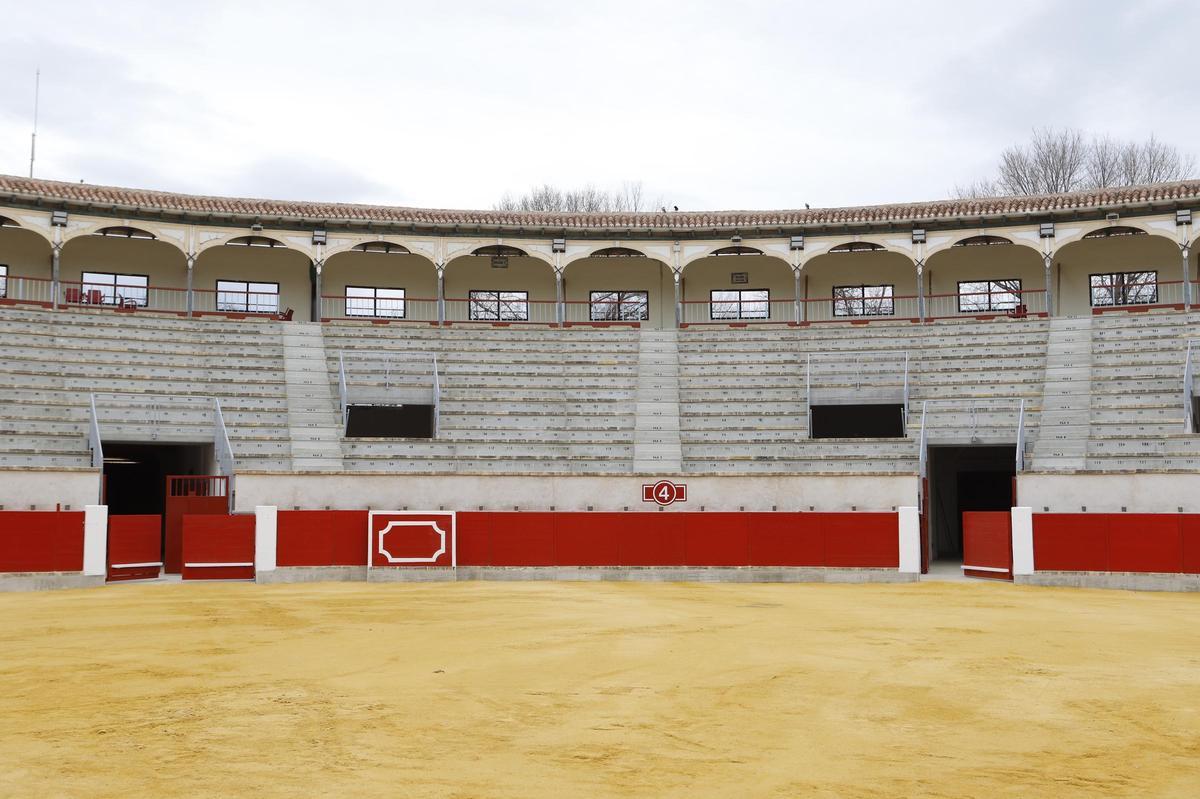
xmin=802 ymin=251 xmax=917 ymax=320
xmin=925 ymin=244 xmax=1045 ymax=314
xmin=443 ymin=255 xmax=556 ymax=321
xmin=194 ymin=245 xmax=313 ymax=321
xmin=60 ymin=235 xmax=189 ymax=289
xmin=0 ymin=470 xmax=100 ymax=510
xmin=233 ymin=473 xmax=918 ymax=514
xmin=1018 ymin=473 xmax=1200 ymax=513
xmin=563 ymin=258 xmax=674 ymax=328
xmin=322 ymin=251 xmax=438 ymax=301
xmin=0 ymin=227 xmax=53 ymax=281
xmin=681 ymin=255 xmax=794 ymax=317
xmin=1054 ymin=234 xmax=1180 ymax=316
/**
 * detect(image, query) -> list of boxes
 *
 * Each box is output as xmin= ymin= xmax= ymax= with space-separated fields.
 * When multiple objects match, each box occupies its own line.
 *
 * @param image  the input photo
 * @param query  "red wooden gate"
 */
xmin=181 ymin=514 xmax=255 ymax=580
xmin=164 ymin=476 xmax=229 ymax=574
xmin=107 ymin=515 xmax=162 ymax=582
xmin=962 ymin=511 xmax=1012 ymax=580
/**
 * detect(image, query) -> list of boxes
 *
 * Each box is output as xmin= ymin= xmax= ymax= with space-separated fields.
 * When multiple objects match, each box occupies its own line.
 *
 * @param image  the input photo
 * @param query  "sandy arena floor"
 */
xmin=1 ymin=580 xmax=1198 ymax=798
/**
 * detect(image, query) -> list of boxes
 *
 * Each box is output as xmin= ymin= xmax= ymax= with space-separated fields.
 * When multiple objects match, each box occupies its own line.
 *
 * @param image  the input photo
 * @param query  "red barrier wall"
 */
xmin=456 ymin=511 xmax=897 ymax=569
xmin=962 ymin=511 xmax=1012 ymax=580
xmin=181 ymin=515 xmax=255 ymax=580
xmin=1033 ymin=514 xmax=1200 ymax=574
xmin=0 ymin=511 xmax=85 ymax=573
xmin=277 ymin=510 xmax=368 ymax=567
xmin=107 ymin=515 xmax=162 ymax=582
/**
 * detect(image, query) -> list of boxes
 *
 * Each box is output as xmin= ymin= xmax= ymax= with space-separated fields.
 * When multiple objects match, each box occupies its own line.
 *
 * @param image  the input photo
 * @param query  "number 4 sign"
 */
xmin=642 ymin=480 xmax=687 ymax=506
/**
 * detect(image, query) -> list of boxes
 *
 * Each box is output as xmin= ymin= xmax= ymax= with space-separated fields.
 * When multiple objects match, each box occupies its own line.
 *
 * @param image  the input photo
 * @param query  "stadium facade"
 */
xmin=0 ymin=175 xmax=1197 ymax=591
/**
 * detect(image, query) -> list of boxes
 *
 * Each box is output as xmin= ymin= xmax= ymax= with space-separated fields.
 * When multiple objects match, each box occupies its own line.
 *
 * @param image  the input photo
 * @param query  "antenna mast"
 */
xmin=29 ymin=68 xmax=40 ymax=179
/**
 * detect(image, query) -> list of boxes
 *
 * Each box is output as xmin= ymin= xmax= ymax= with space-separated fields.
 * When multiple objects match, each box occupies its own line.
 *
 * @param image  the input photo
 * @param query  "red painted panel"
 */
xmin=489 ymin=512 xmax=556 ymax=566
xmin=1181 ymin=516 xmax=1200 ymax=575
xmin=0 ymin=511 xmax=85 ymax=572
xmin=164 ymin=476 xmax=228 ymax=574
xmin=553 ymin=513 xmax=623 ymax=566
xmin=277 ymin=510 xmax=367 ymax=567
xmin=1032 ymin=515 xmax=1108 ymax=572
xmin=822 ymin=513 xmax=898 ymax=568
xmin=684 ymin=513 xmax=749 ymax=566
xmin=181 ymin=514 xmax=255 ymax=580
xmin=455 ymin=512 xmax=491 ymax=566
xmin=747 ymin=513 xmax=823 ymax=567
xmin=962 ymin=511 xmax=1012 ymax=580
xmin=1107 ymin=514 xmax=1182 ymax=573
xmin=617 ymin=513 xmax=687 ymax=566
xmin=107 ymin=515 xmax=162 ymax=582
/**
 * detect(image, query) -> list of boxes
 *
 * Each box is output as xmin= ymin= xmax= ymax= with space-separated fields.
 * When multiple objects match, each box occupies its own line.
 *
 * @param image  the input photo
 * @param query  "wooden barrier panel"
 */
xmin=107 ymin=515 xmax=162 ymax=582
xmin=962 ymin=511 xmax=1012 ymax=580
xmin=1033 ymin=514 xmax=1200 ymax=574
xmin=277 ymin=510 xmax=368 ymax=567
xmin=181 ymin=515 xmax=255 ymax=580
xmin=0 ymin=511 xmax=85 ymax=573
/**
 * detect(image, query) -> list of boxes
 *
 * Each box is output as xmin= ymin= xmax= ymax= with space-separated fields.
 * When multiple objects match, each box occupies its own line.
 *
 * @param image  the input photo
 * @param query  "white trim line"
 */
xmin=378 ymin=520 xmax=447 ymax=564
xmin=111 ymin=561 xmax=163 ymax=569
xmin=184 ymin=561 xmax=253 ymax=568
xmin=961 ymin=564 xmax=1009 ymax=573
xmin=367 ymin=511 xmax=457 ymax=569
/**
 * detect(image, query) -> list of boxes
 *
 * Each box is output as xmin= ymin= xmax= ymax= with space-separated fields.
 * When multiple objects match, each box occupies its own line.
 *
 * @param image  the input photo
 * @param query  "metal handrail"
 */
xmin=432 ymin=354 xmax=442 ymax=438
xmin=902 ymin=352 xmax=910 ymax=433
xmin=804 ymin=354 xmax=812 ymax=438
xmin=88 ymin=393 xmax=103 ymax=469
xmin=917 ymin=400 xmax=928 ymax=480
xmin=339 ymin=351 xmax=349 ymax=429
xmin=213 ymin=398 xmax=236 ymax=512
xmin=1185 ymin=340 xmax=1197 ymax=434
xmin=1015 ymin=398 xmax=1026 ymax=472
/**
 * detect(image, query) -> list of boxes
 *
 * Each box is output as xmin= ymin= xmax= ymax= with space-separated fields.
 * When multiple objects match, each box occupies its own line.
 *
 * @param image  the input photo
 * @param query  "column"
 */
xmin=555 ymin=269 xmax=564 ymax=326
xmin=51 ymin=243 xmax=61 ymax=309
xmin=254 ymin=505 xmax=278 ymax=578
xmin=82 ymin=504 xmax=108 ymax=577
xmin=1043 ymin=252 xmax=1055 ymax=316
xmin=915 ymin=261 xmax=926 ymax=321
xmin=1011 ymin=506 xmax=1034 ymax=577
xmin=673 ymin=270 xmax=682 ymax=328
xmin=436 ymin=264 xmax=446 ymax=326
xmin=793 ymin=266 xmax=804 ymax=323
xmin=185 ymin=254 xmax=195 ymax=316
xmin=1182 ymin=244 xmax=1192 ymax=310
xmin=897 ymin=506 xmax=920 ymax=574
xmin=312 ymin=259 xmax=324 ymax=322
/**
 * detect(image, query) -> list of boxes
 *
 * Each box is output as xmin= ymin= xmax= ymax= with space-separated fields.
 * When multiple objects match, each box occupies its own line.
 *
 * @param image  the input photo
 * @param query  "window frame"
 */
xmin=468 ymin=289 xmax=529 ymax=322
xmin=832 ymin=284 xmax=895 ymax=318
xmin=0 ymin=264 xmax=7 ymax=299
xmin=709 ymin=288 xmax=771 ymax=320
xmin=79 ymin=270 xmax=150 ymax=307
xmin=589 ymin=290 xmax=649 ymax=321
xmin=956 ymin=278 xmax=1023 ymax=313
xmin=345 ymin=285 xmax=406 ymax=319
xmin=1089 ymin=270 xmax=1158 ymax=307
xmin=215 ymin=279 xmax=280 ymax=314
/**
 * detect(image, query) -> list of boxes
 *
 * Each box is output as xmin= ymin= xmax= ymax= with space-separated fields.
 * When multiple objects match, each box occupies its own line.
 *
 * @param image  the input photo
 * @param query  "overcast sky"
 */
xmin=0 ymin=0 xmax=1195 ymax=211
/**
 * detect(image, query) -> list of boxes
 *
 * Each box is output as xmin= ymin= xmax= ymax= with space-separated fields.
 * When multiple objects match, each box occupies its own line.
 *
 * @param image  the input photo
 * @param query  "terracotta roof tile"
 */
xmin=0 ymin=174 xmax=1197 ymax=231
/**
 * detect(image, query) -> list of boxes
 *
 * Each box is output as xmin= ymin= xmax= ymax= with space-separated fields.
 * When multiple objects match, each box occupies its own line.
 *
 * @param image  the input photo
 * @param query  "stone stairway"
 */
xmin=1030 ymin=317 xmax=1093 ymax=471
xmin=633 ymin=330 xmax=682 ymax=473
xmin=281 ymin=323 xmax=344 ymax=472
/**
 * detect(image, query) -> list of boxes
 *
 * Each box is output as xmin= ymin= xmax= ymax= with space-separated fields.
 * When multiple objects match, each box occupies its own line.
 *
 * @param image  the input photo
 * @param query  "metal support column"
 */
xmin=436 ymin=265 xmax=446 ymax=326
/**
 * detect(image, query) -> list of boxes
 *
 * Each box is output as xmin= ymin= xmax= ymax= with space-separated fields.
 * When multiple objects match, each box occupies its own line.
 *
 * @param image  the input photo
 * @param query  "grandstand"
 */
xmin=0 ymin=174 xmax=1198 ymax=591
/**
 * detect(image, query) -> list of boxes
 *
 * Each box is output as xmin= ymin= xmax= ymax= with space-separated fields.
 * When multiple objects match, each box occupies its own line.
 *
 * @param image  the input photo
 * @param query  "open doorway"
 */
xmin=927 ymin=445 xmax=1015 ymax=563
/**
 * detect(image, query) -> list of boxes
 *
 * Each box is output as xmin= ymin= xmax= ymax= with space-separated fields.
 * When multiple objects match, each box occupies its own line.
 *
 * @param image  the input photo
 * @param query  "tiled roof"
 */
xmin=1 ymin=174 xmax=1197 ymax=232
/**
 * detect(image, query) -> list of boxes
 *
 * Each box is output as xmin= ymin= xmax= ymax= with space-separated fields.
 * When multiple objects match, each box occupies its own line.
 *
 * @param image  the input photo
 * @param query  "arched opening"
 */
xmin=680 ymin=252 xmax=793 ymax=325
xmin=443 ymin=248 xmax=556 ymax=324
xmin=1054 ymin=230 xmax=1180 ymax=315
xmin=925 ymin=236 xmax=1045 ymax=318
xmin=1081 ymin=226 xmax=1147 ymax=239
xmin=194 ymin=238 xmax=312 ymax=320
xmin=801 ymin=246 xmax=916 ymax=322
xmin=562 ymin=248 xmax=672 ymax=328
xmin=0 ymin=219 xmax=53 ymax=306
xmin=322 ymin=243 xmax=438 ymax=322
xmin=60 ymin=232 xmax=187 ymax=311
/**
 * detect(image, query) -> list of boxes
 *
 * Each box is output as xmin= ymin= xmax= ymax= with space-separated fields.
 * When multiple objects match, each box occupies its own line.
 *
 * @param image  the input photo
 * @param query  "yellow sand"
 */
xmin=1 ymin=581 xmax=1198 ymax=798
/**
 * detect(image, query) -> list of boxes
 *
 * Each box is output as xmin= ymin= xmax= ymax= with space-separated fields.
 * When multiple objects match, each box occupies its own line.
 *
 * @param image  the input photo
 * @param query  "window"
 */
xmin=590 ymin=290 xmax=648 ymax=321
xmin=710 ymin=289 xmax=770 ymax=320
xmin=216 ymin=280 xmax=279 ymax=313
xmin=0 ymin=264 xmax=6 ymax=299
xmin=1090 ymin=271 xmax=1158 ymax=307
xmin=80 ymin=271 xmax=149 ymax=307
xmin=469 ymin=290 xmax=528 ymax=321
xmin=957 ymin=279 xmax=1022 ymax=312
xmin=346 ymin=286 xmax=405 ymax=318
xmin=833 ymin=284 xmax=894 ymax=317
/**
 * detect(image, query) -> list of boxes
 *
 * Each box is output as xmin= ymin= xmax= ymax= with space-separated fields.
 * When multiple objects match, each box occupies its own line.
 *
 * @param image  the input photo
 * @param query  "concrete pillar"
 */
xmin=1043 ymin=252 xmax=1054 ymax=316
xmin=1182 ymin=244 xmax=1192 ymax=310
xmin=312 ymin=259 xmax=324 ymax=322
xmin=254 ymin=505 xmax=278 ymax=576
xmin=1011 ymin=506 xmax=1034 ymax=576
xmin=793 ymin=267 xmax=804 ymax=323
xmin=436 ymin=265 xmax=446 ymax=326
xmin=83 ymin=504 xmax=108 ymax=577
xmin=51 ymin=244 xmax=61 ymax=309
xmin=898 ymin=506 xmax=920 ymax=574
xmin=185 ymin=254 xmax=195 ymax=316
xmin=915 ymin=262 xmax=926 ymax=321
xmin=673 ymin=271 xmax=682 ymax=328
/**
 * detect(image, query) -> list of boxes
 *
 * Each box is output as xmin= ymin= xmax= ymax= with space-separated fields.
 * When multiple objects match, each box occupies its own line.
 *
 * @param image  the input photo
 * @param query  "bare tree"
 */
xmin=956 ymin=128 xmax=1197 ymax=198
xmin=495 ymin=181 xmax=662 ymax=213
